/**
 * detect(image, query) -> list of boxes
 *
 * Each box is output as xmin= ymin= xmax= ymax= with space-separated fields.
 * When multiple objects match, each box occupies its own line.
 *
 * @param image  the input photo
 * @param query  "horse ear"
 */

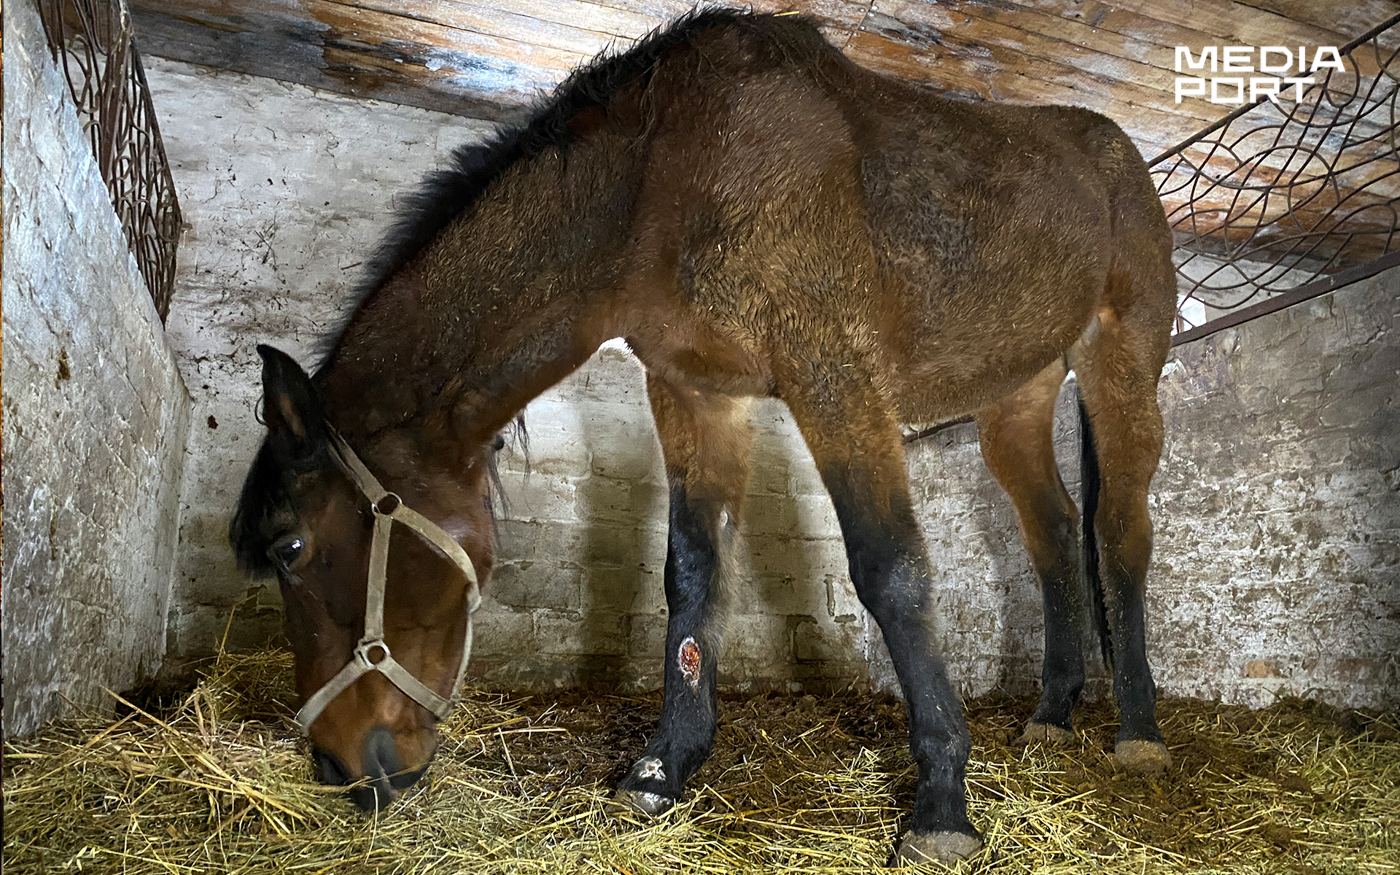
xmin=256 ymin=344 xmax=325 ymax=457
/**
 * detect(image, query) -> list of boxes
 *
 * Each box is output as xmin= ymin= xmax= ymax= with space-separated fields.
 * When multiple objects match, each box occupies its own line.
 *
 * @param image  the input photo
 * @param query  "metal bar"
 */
xmin=1170 ymin=249 xmax=1400 ymax=347
xmin=1151 ymin=15 xmax=1398 ymax=339
xmin=36 ymin=0 xmax=181 ymax=323
xmin=901 ymin=415 xmax=974 ymax=445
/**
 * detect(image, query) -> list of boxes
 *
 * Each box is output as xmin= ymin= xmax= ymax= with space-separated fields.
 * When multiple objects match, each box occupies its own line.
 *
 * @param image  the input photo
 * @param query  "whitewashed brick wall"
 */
xmin=2 ymin=0 xmax=193 ymax=737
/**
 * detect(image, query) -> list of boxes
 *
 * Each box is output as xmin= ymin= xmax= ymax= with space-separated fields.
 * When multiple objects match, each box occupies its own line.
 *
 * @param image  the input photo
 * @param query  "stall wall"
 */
xmin=1149 ymin=269 xmax=1399 ymax=710
xmin=2 ymin=0 xmax=193 ymax=736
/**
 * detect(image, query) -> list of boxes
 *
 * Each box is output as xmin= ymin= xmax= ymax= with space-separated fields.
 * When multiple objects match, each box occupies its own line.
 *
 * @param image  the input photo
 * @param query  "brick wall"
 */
xmin=1148 ymin=269 xmax=1399 ymax=710
xmin=2 ymin=0 xmax=193 ymax=736
xmin=475 ymin=343 xmax=865 ymax=692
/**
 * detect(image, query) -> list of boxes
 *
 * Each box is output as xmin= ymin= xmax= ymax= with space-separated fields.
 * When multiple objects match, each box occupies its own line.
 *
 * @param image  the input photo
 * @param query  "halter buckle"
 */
xmin=355 ymin=637 xmax=392 ymax=668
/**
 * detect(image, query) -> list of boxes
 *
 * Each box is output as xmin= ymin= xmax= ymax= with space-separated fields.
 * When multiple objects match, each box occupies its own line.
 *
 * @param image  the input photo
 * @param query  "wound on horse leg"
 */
xmin=678 ymin=636 xmax=702 ymax=690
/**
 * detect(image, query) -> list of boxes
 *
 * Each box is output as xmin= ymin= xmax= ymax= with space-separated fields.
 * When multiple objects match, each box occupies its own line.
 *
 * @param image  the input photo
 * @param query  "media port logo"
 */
xmin=1175 ymin=46 xmax=1346 ymax=105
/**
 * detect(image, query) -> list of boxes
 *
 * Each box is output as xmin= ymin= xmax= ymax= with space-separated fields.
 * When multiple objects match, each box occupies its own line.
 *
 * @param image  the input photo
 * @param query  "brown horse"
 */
xmin=231 ymin=10 xmax=1175 ymax=864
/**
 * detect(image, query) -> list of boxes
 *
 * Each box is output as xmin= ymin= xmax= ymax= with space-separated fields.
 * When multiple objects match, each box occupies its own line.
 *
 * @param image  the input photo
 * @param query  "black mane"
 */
xmin=330 ymin=8 xmax=784 ymax=353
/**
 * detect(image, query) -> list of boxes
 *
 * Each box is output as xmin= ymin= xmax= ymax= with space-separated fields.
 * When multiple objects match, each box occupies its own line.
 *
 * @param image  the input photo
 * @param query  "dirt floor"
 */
xmin=4 ymin=650 xmax=1398 ymax=874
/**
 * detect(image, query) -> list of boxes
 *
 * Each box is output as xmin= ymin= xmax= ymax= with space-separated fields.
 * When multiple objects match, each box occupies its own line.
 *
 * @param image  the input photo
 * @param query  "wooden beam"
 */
xmin=131 ymin=0 xmax=872 ymax=120
xmin=1231 ymin=0 xmax=1400 ymax=49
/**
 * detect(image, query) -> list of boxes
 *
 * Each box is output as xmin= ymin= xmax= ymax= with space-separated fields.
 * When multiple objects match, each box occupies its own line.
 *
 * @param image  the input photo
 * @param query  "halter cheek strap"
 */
xmin=293 ymin=430 xmax=483 ymax=736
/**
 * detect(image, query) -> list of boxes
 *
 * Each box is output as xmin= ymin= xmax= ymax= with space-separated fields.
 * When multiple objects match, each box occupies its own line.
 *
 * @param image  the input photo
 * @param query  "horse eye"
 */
xmin=268 ymin=536 xmax=306 ymax=570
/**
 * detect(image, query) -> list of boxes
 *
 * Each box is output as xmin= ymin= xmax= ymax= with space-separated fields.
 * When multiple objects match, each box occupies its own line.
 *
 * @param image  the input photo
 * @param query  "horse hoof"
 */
xmin=1115 ymin=739 xmax=1172 ymax=773
xmin=895 ymin=830 xmax=983 ymax=866
xmin=1018 ymin=721 xmax=1076 ymax=747
xmin=610 ymin=787 xmax=676 ymax=818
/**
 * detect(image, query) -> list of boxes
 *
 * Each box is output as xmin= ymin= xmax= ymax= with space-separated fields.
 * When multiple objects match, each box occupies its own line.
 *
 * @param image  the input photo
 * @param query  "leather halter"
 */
xmin=293 ymin=430 xmax=482 ymax=736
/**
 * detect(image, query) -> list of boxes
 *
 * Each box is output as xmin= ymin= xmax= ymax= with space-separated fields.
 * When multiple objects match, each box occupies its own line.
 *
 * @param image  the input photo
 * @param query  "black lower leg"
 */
xmin=617 ymin=483 xmax=724 ymax=804
xmin=878 ymin=600 xmax=976 ymax=837
xmin=1104 ymin=570 xmax=1161 ymax=744
xmin=1031 ymin=554 xmax=1088 ymax=731
xmin=829 ymin=476 xmax=976 ymax=839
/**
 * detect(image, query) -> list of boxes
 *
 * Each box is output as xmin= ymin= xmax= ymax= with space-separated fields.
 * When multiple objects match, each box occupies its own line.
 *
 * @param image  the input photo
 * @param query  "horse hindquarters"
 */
xmin=613 ymin=377 xmax=751 ymax=814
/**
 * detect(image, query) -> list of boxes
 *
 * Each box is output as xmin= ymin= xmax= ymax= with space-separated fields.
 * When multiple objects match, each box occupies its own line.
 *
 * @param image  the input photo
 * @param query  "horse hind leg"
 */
xmin=1073 ymin=247 xmax=1175 ymax=773
xmin=612 ymin=376 xmax=751 ymax=817
xmin=975 ymin=358 xmax=1086 ymax=747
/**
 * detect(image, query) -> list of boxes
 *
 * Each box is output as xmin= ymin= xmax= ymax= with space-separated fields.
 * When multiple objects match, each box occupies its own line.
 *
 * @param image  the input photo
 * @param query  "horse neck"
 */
xmin=319 ymin=132 xmax=642 ymax=449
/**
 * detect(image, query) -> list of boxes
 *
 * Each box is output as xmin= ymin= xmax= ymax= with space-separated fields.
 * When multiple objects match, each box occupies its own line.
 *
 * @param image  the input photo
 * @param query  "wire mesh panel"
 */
xmin=1150 ymin=15 xmax=1400 ymax=342
xmin=38 ymin=0 xmax=182 ymax=323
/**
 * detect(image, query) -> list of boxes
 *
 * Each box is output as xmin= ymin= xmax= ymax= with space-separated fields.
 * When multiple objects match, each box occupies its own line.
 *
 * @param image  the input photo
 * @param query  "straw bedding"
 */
xmin=5 ymin=650 xmax=1397 ymax=874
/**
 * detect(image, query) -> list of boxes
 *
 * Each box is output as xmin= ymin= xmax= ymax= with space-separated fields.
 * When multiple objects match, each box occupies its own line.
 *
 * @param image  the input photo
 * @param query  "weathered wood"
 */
xmin=867 ymin=1 xmax=1224 ymax=126
xmin=1233 ymin=0 xmax=1400 ymax=49
xmin=130 ymin=0 xmax=872 ymax=118
xmin=130 ymin=0 xmax=1396 ymax=127
xmin=1029 ymin=0 xmax=1355 ymax=52
xmin=131 ymin=0 xmax=581 ymax=119
xmin=128 ymin=0 xmax=1394 ymax=267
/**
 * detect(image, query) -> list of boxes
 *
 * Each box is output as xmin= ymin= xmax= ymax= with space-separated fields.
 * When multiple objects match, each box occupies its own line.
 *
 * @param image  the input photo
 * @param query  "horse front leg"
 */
xmin=612 ymin=377 xmax=751 ymax=815
xmin=784 ymin=360 xmax=983 ymax=865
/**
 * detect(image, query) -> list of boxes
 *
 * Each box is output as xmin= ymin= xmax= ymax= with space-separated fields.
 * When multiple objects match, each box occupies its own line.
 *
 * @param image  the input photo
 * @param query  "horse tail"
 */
xmin=1079 ymin=392 xmax=1113 ymax=669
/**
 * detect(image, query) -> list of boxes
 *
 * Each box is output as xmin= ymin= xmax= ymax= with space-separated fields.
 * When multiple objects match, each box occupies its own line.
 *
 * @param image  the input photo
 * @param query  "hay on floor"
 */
xmin=4 ymin=650 xmax=1398 ymax=874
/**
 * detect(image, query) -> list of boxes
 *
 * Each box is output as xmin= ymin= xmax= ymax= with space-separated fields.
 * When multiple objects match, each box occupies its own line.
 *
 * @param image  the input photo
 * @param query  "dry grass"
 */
xmin=4 ymin=650 xmax=1398 ymax=874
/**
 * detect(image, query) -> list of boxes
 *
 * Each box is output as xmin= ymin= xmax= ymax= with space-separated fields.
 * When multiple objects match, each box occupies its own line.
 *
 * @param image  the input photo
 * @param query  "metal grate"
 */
xmin=1149 ymin=15 xmax=1400 ymax=343
xmin=38 ymin=0 xmax=182 ymax=323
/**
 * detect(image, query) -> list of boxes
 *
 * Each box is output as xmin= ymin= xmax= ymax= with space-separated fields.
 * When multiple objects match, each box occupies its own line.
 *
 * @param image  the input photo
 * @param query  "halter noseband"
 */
xmin=293 ymin=430 xmax=482 ymax=736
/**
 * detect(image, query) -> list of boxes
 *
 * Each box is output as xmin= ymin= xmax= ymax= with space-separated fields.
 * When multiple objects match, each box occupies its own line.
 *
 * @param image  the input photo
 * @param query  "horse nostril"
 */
xmin=312 ymin=748 xmax=352 ymax=786
xmin=315 ymin=729 xmax=428 ymax=812
xmin=363 ymin=726 xmax=404 ymax=782
xmin=389 ymin=763 xmax=428 ymax=791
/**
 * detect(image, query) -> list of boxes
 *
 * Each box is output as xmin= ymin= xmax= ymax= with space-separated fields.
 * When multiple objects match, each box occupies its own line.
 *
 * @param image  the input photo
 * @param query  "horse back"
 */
xmin=614 ymin=17 xmax=1171 ymax=419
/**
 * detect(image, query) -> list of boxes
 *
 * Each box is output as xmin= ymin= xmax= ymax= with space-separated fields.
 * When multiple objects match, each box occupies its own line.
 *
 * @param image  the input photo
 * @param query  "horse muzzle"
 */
xmin=313 ymin=725 xmax=430 ymax=812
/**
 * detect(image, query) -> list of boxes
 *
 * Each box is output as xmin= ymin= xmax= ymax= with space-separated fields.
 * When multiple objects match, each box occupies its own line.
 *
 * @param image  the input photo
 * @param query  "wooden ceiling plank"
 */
xmin=877 ymin=0 xmax=1389 ymax=83
xmin=130 ymin=0 xmax=588 ymax=118
xmin=883 ymin=0 xmax=1173 ymax=65
xmin=249 ymin=0 xmax=588 ymax=78
xmin=132 ymin=0 xmax=589 ymax=73
xmin=449 ymin=0 xmax=667 ymax=41
xmin=856 ymin=11 xmax=1223 ymax=127
xmin=326 ymin=0 xmax=621 ymax=58
xmin=981 ymin=0 xmax=1383 ymax=72
xmin=1232 ymin=0 xmax=1400 ymax=47
xmin=1075 ymin=0 xmax=1373 ymax=52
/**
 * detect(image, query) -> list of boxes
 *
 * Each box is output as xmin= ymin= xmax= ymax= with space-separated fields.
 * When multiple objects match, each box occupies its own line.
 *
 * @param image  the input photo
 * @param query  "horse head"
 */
xmin=230 ymin=344 xmax=498 ymax=810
